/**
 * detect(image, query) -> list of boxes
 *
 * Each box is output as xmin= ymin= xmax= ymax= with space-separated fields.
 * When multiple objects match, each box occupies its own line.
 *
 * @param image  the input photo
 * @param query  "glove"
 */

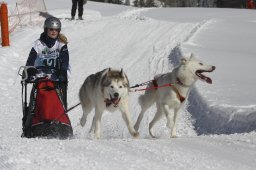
xmin=22 ymin=66 xmax=37 ymax=82
xmin=83 ymin=0 xmax=87 ymax=5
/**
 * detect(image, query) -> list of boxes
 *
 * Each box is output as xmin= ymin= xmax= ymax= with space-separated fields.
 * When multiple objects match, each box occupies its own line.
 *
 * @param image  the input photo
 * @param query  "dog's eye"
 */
xmin=110 ymin=86 xmax=114 ymax=88
xmin=119 ymin=86 xmax=123 ymax=88
xmin=199 ymin=63 xmax=203 ymax=65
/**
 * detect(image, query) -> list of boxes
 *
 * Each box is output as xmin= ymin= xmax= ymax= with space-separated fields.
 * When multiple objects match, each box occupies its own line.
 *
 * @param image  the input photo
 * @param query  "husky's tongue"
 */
xmin=111 ymin=97 xmax=119 ymax=104
xmin=196 ymin=70 xmax=212 ymax=84
xmin=109 ymin=95 xmax=120 ymax=107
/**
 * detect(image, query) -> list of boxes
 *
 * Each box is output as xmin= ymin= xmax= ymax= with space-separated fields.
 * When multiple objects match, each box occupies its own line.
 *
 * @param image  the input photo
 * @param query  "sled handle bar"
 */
xmin=18 ymin=66 xmax=37 ymax=82
xmin=18 ymin=66 xmax=66 ymax=83
xmin=35 ymin=66 xmax=60 ymax=71
xmin=25 ymin=78 xmax=68 ymax=84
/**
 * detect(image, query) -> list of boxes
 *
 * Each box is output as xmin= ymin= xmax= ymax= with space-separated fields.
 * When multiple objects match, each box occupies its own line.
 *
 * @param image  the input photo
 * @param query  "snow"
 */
xmin=1 ymin=1 xmax=256 ymax=169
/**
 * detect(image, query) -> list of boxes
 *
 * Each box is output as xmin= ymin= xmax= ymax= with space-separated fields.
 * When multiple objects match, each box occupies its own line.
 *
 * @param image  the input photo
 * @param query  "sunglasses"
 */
xmin=49 ymin=28 xmax=59 ymax=32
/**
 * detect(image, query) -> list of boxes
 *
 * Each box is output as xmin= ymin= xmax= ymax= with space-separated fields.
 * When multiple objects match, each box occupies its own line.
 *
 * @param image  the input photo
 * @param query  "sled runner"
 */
xmin=19 ymin=66 xmax=73 ymax=139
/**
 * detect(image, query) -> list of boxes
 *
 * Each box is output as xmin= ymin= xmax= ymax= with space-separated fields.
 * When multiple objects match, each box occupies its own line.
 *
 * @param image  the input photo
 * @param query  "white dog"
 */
xmin=134 ymin=54 xmax=216 ymax=138
xmin=79 ymin=68 xmax=139 ymax=139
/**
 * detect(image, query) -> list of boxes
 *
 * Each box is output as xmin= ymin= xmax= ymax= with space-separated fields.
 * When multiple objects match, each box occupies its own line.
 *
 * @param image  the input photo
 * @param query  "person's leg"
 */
xmin=62 ymin=83 xmax=68 ymax=110
xmin=58 ymin=70 xmax=68 ymax=109
xmin=56 ymin=82 xmax=68 ymax=110
xmin=71 ymin=0 xmax=78 ymax=19
xmin=78 ymin=0 xmax=84 ymax=20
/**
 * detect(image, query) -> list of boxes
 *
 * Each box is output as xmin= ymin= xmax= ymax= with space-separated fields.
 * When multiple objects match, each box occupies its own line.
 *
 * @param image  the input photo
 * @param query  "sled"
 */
xmin=18 ymin=66 xmax=73 ymax=139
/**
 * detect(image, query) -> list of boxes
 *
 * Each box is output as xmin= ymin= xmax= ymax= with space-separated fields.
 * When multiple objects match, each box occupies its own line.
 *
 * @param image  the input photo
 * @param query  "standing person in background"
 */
xmin=71 ymin=0 xmax=87 ymax=20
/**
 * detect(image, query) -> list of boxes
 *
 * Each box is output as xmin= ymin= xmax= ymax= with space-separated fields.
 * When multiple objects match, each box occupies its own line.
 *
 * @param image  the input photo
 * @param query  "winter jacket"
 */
xmin=26 ymin=32 xmax=70 ymax=78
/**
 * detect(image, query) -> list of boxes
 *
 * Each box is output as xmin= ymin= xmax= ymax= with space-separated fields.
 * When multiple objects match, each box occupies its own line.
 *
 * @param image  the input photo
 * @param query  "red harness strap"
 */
xmin=135 ymin=80 xmax=185 ymax=103
xmin=134 ymin=83 xmax=171 ymax=91
xmin=170 ymin=85 xmax=186 ymax=103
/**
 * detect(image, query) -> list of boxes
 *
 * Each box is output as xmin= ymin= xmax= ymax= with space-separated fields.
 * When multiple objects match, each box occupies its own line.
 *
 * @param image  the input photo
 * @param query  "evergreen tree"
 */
xmin=145 ymin=0 xmax=156 ymax=7
xmin=133 ymin=0 xmax=145 ymax=7
xmin=124 ymin=0 xmax=130 ymax=5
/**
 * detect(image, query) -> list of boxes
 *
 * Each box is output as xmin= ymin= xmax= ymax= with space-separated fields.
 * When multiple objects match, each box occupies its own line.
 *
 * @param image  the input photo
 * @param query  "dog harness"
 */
xmin=130 ymin=79 xmax=186 ymax=103
xmin=153 ymin=79 xmax=185 ymax=103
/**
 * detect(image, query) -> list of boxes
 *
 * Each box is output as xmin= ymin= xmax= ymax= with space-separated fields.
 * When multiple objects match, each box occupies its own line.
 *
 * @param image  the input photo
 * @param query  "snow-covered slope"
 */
xmin=0 ymin=1 xmax=255 ymax=169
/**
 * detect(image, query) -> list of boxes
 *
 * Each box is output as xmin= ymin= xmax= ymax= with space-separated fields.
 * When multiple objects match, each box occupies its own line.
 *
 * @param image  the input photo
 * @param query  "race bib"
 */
xmin=35 ymin=47 xmax=60 ymax=68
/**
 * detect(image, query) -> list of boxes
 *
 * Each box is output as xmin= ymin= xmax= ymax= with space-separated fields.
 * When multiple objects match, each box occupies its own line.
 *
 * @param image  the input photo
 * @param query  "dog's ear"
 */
xmin=120 ymin=68 xmax=125 ymax=78
xmin=181 ymin=57 xmax=187 ymax=65
xmin=107 ymin=68 xmax=111 ymax=76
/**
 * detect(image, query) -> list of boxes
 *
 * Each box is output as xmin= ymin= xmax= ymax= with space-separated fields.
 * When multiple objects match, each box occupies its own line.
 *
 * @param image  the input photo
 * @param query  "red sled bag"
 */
xmin=24 ymin=78 xmax=73 ymax=139
xmin=32 ymin=80 xmax=70 ymax=124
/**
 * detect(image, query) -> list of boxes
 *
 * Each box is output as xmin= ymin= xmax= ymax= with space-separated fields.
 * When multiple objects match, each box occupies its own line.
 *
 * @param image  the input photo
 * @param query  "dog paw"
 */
xmin=132 ymin=132 xmax=139 ymax=138
xmin=150 ymin=135 xmax=156 ymax=138
xmin=94 ymin=133 xmax=101 ymax=139
xmin=149 ymin=130 xmax=156 ymax=138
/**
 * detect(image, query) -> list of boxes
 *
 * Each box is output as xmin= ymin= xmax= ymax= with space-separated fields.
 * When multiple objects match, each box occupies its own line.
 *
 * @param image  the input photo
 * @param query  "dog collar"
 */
xmin=176 ymin=77 xmax=189 ymax=87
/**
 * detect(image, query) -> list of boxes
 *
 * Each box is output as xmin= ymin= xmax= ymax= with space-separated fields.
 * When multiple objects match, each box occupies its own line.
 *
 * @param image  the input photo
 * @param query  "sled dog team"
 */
xmin=21 ymin=16 xmax=216 ymax=139
xmin=79 ymin=53 xmax=215 ymax=139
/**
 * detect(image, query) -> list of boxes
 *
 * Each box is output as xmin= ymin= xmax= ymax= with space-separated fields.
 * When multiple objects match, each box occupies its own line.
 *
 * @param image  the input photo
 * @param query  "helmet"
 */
xmin=44 ymin=17 xmax=61 ymax=30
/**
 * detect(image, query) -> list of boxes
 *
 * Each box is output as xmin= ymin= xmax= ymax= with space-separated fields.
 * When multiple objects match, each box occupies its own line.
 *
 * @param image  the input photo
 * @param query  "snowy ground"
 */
xmin=0 ymin=1 xmax=256 ymax=169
